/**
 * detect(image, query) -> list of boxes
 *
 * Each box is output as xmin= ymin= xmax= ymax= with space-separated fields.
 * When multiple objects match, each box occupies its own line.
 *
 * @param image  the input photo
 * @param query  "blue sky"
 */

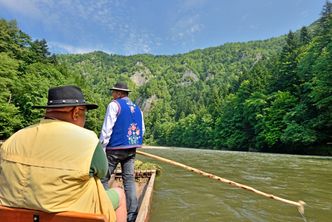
xmin=0 ymin=0 xmax=326 ymax=55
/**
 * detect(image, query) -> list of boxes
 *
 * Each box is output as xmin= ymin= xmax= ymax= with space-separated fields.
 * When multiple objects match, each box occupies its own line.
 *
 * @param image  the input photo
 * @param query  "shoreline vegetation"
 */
xmin=1 ymin=141 xmax=330 ymax=156
xmin=141 ymin=145 xmax=332 ymax=156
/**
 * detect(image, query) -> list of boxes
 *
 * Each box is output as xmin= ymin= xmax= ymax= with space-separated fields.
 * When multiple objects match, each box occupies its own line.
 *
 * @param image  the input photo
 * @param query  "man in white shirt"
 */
xmin=99 ymin=82 xmax=145 ymax=222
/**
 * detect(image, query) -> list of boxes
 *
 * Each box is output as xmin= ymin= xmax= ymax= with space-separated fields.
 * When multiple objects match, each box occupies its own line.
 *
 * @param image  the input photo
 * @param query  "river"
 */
xmin=137 ymin=147 xmax=332 ymax=222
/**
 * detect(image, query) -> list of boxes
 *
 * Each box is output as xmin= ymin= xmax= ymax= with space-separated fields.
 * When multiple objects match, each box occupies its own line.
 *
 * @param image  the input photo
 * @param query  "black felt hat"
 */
xmin=33 ymin=85 xmax=98 ymax=110
xmin=110 ymin=82 xmax=131 ymax=92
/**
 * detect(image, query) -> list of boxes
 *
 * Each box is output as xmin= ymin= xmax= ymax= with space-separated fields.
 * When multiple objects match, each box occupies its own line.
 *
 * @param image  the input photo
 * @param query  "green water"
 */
xmin=137 ymin=147 xmax=332 ymax=222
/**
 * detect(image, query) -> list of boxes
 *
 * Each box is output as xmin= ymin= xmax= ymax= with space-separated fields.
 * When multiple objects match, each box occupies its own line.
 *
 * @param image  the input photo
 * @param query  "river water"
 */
xmin=137 ymin=147 xmax=332 ymax=222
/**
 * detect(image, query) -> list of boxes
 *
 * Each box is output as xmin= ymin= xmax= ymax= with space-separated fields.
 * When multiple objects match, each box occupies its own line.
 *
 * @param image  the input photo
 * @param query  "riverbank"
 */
xmin=142 ymin=144 xmax=332 ymax=156
xmin=142 ymin=145 xmax=171 ymax=149
xmin=2 ymin=141 xmax=330 ymax=156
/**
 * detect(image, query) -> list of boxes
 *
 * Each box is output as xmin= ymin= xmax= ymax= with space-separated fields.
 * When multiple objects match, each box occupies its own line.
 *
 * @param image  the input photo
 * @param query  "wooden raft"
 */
xmin=110 ymin=170 xmax=156 ymax=222
xmin=0 ymin=170 xmax=156 ymax=222
xmin=0 ymin=206 xmax=107 ymax=222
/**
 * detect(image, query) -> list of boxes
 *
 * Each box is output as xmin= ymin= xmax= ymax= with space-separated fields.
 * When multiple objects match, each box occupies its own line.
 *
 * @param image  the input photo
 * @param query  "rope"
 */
xmin=137 ymin=150 xmax=306 ymax=215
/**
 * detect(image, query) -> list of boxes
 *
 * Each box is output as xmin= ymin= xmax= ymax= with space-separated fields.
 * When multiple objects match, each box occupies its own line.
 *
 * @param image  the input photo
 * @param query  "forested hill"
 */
xmin=57 ymin=37 xmax=286 ymax=145
xmin=1 ymin=2 xmax=331 ymax=155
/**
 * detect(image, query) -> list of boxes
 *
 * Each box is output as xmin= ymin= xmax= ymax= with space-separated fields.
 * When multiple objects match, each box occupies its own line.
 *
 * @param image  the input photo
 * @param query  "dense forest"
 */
xmin=0 ymin=2 xmax=331 ymax=155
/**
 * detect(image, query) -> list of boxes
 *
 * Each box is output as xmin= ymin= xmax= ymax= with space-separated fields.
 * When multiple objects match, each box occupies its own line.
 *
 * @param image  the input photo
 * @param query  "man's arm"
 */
xmin=99 ymin=101 xmax=119 ymax=149
xmin=89 ymin=142 xmax=108 ymax=178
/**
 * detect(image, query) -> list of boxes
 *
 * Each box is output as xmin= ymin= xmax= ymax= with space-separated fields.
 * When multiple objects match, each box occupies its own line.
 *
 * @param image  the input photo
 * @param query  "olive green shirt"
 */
xmin=89 ymin=143 xmax=108 ymax=178
xmin=90 ymin=143 xmax=119 ymax=209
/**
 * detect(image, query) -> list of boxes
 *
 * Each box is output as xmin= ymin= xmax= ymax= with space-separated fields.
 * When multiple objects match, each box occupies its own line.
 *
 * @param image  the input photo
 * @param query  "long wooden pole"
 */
xmin=137 ymin=150 xmax=306 ymax=215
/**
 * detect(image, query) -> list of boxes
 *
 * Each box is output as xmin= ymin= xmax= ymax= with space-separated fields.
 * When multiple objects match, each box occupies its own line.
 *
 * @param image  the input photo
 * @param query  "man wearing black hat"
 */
xmin=0 ymin=85 xmax=127 ymax=222
xmin=100 ymin=82 xmax=145 ymax=222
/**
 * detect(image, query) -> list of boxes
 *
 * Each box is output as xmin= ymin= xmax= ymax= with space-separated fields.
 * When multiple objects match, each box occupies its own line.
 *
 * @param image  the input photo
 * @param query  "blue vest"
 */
xmin=107 ymin=97 xmax=143 ymax=149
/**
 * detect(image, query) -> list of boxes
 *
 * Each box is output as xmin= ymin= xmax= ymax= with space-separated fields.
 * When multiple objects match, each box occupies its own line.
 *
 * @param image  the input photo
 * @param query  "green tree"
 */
xmin=272 ymin=31 xmax=299 ymax=93
xmin=0 ymin=53 xmax=22 ymax=138
xmin=256 ymin=91 xmax=298 ymax=150
xmin=299 ymin=26 xmax=311 ymax=45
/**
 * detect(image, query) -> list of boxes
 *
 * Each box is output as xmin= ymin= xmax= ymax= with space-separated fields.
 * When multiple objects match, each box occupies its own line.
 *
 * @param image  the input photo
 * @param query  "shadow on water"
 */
xmin=137 ymin=147 xmax=332 ymax=222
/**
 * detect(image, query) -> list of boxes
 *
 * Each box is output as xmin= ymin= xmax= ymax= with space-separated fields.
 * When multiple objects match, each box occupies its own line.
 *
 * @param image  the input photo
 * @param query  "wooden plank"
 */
xmin=0 ymin=205 xmax=107 ymax=222
xmin=135 ymin=170 xmax=156 ymax=222
xmin=110 ymin=170 xmax=156 ymax=222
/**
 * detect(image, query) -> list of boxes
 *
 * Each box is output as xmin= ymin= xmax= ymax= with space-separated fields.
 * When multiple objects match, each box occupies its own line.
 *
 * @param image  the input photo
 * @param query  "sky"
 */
xmin=0 ymin=0 xmax=327 ymax=55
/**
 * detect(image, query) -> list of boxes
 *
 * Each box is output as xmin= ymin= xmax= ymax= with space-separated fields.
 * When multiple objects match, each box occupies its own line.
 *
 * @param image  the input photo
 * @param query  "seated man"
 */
xmin=0 ymin=85 xmax=126 ymax=222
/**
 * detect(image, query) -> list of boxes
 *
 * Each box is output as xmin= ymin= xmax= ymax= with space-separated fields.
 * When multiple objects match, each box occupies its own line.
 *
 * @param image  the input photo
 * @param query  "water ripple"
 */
xmin=139 ymin=148 xmax=332 ymax=222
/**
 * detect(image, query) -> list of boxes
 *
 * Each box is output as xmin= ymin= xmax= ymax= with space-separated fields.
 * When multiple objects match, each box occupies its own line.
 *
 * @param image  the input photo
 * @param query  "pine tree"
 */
xmin=299 ymin=26 xmax=311 ymax=45
xmin=272 ymin=31 xmax=299 ymax=93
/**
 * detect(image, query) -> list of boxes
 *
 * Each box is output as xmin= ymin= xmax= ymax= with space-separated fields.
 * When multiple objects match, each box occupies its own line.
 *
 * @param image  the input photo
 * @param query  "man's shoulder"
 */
xmin=68 ymin=123 xmax=97 ymax=137
xmin=8 ymin=122 xmax=41 ymax=138
xmin=43 ymin=119 xmax=98 ymax=139
xmin=61 ymin=122 xmax=99 ymax=144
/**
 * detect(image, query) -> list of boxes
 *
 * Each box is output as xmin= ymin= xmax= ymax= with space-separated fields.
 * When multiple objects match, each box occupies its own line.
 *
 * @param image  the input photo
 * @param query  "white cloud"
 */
xmin=167 ymin=0 xmax=206 ymax=45
xmin=48 ymin=41 xmax=112 ymax=54
xmin=0 ymin=0 xmax=127 ymax=35
xmin=0 ymin=0 xmax=169 ymax=54
xmin=0 ymin=0 xmax=41 ymax=17
xmin=170 ymin=15 xmax=203 ymax=42
xmin=123 ymin=31 xmax=154 ymax=55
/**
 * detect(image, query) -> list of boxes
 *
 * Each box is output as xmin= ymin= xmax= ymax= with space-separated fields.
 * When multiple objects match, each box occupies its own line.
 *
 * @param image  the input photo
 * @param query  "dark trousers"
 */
xmin=101 ymin=148 xmax=138 ymax=222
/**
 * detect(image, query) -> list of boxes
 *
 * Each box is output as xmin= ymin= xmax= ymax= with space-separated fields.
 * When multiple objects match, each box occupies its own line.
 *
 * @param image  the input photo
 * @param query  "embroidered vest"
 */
xmin=0 ymin=119 xmax=116 ymax=222
xmin=107 ymin=97 xmax=143 ymax=149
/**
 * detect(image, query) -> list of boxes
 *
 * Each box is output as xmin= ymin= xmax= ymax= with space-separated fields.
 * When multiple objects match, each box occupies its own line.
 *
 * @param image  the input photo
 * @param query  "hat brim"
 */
xmin=110 ymin=87 xmax=131 ymax=92
xmin=32 ymin=103 xmax=98 ymax=110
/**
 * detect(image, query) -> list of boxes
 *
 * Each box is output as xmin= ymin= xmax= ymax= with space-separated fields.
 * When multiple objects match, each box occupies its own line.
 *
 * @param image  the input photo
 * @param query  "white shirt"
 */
xmin=99 ymin=99 xmax=145 ymax=149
